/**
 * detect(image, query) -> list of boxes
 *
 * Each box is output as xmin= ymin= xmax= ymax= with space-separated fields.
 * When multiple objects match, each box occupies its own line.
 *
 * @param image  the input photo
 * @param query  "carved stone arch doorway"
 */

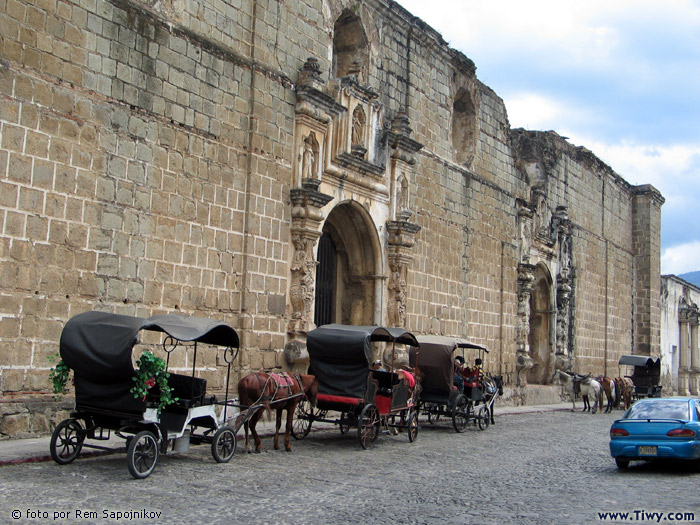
xmin=314 ymin=201 xmax=381 ymax=327
xmin=527 ymin=264 xmax=554 ymax=384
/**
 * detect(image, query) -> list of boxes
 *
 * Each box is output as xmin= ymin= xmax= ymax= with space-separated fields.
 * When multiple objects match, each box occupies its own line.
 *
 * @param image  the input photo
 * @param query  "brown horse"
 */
xmin=618 ymin=377 xmax=635 ymax=409
xmin=597 ymin=376 xmax=617 ymax=413
xmin=237 ymin=372 xmax=317 ymax=453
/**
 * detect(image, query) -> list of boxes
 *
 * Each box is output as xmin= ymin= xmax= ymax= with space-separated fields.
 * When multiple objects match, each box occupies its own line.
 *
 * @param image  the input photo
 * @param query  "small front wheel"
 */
xmin=126 ymin=431 xmax=159 ymax=479
xmin=211 ymin=426 xmax=236 ymax=463
xmin=292 ymin=398 xmax=313 ymax=439
xmin=50 ymin=419 xmax=85 ymax=465
xmin=477 ymin=405 xmax=490 ymax=430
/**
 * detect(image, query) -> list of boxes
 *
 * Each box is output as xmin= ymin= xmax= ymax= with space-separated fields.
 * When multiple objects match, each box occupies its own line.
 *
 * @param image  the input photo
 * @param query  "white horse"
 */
xmin=550 ymin=370 xmax=602 ymax=413
xmin=580 ymin=378 xmax=602 ymax=413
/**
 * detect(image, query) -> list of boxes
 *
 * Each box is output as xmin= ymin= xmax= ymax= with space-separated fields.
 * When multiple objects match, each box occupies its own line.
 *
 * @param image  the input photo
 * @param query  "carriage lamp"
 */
xmin=610 ymin=428 xmax=629 ymax=437
xmin=666 ymin=429 xmax=696 ymax=438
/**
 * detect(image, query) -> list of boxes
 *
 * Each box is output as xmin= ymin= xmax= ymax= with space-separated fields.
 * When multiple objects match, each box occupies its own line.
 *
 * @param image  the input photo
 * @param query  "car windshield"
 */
xmin=626 ymin=399 xmax=690 ymax=420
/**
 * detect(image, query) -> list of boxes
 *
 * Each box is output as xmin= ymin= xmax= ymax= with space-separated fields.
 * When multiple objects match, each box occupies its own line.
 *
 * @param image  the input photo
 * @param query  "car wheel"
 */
xmin=615 ymin=457 xmax=630 ymax=469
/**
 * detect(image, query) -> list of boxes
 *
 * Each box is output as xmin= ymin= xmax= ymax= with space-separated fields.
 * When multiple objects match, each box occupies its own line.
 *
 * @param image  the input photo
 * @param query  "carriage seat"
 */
xmin=165 ymin=373 xmax=207 ymax=408
xmin=371 ymin=370 xmax=399 ymax=396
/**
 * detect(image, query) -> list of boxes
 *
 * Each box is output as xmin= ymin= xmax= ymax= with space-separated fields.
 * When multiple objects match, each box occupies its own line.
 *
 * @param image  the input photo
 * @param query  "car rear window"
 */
xmin=626 ymin=399 xmax=690 ymax=420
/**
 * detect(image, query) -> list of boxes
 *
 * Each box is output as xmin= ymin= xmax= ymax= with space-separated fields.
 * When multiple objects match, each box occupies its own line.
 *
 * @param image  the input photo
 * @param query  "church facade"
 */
xmin=0 ymin=0 xmax=663 ymax=435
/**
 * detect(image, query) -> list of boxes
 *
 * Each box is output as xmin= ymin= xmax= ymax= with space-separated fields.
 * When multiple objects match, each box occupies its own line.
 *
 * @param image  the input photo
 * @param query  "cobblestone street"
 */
xmin=1 ymin=410 xmax=698 ymax=524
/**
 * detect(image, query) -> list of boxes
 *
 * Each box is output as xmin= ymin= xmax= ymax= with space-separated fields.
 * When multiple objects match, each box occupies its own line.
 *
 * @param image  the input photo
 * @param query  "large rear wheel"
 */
xmin=452 ymin=394 xmax=469 ymax=433
xmin=291 ymin=398 xmax=313 ymax=439
xmin=211 ymin=426 xmax=236 ymax=463
xmin=126 ymin=430 xmax=159 ymax=479
xmin=358 ymin=404 xmax=379 ymax=449
xmin=50 ymin=419 xmax=85 ymax=465
xmin=407 ymin=409 xmax=419 ymax=443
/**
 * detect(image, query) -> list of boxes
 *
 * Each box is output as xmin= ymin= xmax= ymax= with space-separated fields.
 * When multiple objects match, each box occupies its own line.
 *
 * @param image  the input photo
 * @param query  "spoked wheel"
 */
xmin=126 ymin=430 xmax=159 ymax=479
xmin=211 ymin=426 xmax=237 ymax=463
xmin=452 ymin=394 xmax=469 ymax=433
xmin=427 ymin=404 xmax=441 ymax=425
xmin=358 ymin=404 xmax=380 ymax=450
xmin=477 ymin=405 xmax=490 ymax=430
xmin=339 ymin=413 xmax=350 ymax=434
xmin=292 ymin=398 xmax=313 ymax=439
xmin=407 ymin=409 xmax=419 ymax=443
xmin=50 ymin=419 xmax=85 ymax=465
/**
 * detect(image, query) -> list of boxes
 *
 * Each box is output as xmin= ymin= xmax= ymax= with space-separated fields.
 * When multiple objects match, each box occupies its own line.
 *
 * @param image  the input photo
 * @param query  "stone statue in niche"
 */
xmin=519 ymin=216 xmax=531 ymax=263
xmin=301 ymin=134 xmax=317 ymax=181
xmin=397 ymin=173 xmax=409 ymax=213
xmin=351 ymin=106 xmax=365 ymax=149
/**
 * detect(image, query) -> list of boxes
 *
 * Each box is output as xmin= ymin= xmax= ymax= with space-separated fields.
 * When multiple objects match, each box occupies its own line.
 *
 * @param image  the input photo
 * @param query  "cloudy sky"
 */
xmin=397 ymin=0 xmax=700 ymax=275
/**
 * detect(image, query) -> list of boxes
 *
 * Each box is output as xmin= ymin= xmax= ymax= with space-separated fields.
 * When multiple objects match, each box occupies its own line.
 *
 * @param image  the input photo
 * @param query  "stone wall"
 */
xmin=0 ymin=0 xmax=663 ymax=436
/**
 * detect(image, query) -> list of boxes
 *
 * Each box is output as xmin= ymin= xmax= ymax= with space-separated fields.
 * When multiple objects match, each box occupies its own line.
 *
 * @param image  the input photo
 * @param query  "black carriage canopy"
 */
xmin=59 ymin=311 xmax=240 ymax=384
xmin=307 ymin=324 xmax=419 ymax=399
xmin=618 ymin=355 xmax=661 ymax=369
xmin=408 ymin=335 xmax=488 ymax=395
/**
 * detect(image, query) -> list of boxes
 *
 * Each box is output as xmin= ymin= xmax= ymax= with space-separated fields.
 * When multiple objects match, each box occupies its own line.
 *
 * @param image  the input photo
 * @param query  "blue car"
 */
xmin=609 ymin=397 xmax=700 ymax=469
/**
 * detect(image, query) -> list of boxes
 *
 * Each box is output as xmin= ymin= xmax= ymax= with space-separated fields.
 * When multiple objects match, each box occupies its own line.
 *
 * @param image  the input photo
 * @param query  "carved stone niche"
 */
xmin=331 ymin=75 xmax=385 ymax=179
xmin=294 ymin=57 xmax=345 ymax=189
xmin=387 ymin=112 xmax=423 ymax=222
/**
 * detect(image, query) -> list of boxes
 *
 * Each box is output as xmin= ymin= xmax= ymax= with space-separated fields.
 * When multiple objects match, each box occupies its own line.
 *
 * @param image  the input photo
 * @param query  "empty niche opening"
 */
xmin=452 ymin=88 xmax=476 ymax=167
xmin=333 ymin=10 xmax=369 ymax=81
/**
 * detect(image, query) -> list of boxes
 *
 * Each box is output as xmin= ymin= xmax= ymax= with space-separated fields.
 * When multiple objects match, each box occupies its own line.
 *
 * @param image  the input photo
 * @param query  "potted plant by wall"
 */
xmin=130 ymin=351 xmax=177 ymax=413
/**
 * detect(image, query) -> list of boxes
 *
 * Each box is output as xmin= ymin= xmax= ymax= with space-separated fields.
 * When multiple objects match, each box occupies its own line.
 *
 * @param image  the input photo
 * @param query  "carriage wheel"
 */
xmin=358 ymin=404 xmax=379 ymax=450
xmin=339 ymin=413 xmax=350 ymax=434
xmin=211 ymin=426 xmax=236 ymax=463
xmin=427 ymin=404 xmax=441 ymax=425
xmin=50 ymin=418 xmax=85 ymax=465
xmin=477 ymin=405 xmax=490 ymax=431
xmin=291 ymin=398 xmax=313 ymax=440
xmin=407 ymin=409 xmax=419 ymax=443
xmin=452 ymin=394 xmax=469 ymax=433
xmin=126 ymin=430 xmax=159 ymax=479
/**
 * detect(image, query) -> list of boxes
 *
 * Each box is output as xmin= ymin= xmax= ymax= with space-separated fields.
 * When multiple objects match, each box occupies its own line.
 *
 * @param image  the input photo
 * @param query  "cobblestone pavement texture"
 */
xmin=1 ymin=409 xmax=698 ymax=524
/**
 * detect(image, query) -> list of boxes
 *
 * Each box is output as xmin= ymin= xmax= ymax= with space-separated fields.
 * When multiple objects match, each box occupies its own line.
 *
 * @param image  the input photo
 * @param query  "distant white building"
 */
xmin=660 ymin=275 xmax=700 ymax=395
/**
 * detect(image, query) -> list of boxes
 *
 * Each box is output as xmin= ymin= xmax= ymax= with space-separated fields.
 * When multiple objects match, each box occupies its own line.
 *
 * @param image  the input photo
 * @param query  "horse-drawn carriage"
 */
xmin=409 ymin=336 xmax=501 ymax=432
xmin=618 ymin=355 xmax=662 ymax=400
xmin=292 ymin=324 xmax=420 ymax=449
xmin=50 ymin=311 xmax=242 ymax=479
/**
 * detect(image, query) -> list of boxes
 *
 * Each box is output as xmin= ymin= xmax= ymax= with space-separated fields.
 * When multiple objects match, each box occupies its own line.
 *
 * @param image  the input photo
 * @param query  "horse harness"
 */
xmin=255 ymin=371 xmax=305 ymax=405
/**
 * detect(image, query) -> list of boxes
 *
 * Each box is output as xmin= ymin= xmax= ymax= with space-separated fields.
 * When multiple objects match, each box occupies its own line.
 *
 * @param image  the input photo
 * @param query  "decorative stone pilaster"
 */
xmin=554 ymin=206 xmax=573 ymax=371
xmin=679 ymin=307 xmax=691 ymax=395
xmin=689 ymin=308 xmax=700 ymax=395
xmin=386 ymin=219 xmax=421 ymax=328
xmin=516 ymin=263 xmax=535 ymax=386
xmin=284 ymin=179 xmax=332 ymax=365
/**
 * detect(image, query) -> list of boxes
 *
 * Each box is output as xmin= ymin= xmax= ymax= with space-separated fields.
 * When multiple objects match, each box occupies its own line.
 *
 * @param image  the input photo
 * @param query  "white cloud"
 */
xmin=662 ymin=242 xmax=700 ymax=275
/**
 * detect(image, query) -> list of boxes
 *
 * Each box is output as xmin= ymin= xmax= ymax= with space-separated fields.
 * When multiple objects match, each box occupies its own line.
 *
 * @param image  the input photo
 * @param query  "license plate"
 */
xmin=638 ymin=446 xmax=657 ymax=456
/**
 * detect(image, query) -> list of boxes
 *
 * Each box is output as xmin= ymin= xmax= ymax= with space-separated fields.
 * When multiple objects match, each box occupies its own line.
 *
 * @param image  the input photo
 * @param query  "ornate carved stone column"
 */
xmin=284 ymin=179 xmax=332 ymax=364
xmin=690 ymin=308 xmax=700 ymax=395
xmin=516 ymin=263 xmax=535 ymax=386
xmin=554 ymin=207 xmax=573 ymax=372
xmin=679 ymin=307 xmax=691 ymax=395
xmin=386 ymin=219 xmax=421 ymax=328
